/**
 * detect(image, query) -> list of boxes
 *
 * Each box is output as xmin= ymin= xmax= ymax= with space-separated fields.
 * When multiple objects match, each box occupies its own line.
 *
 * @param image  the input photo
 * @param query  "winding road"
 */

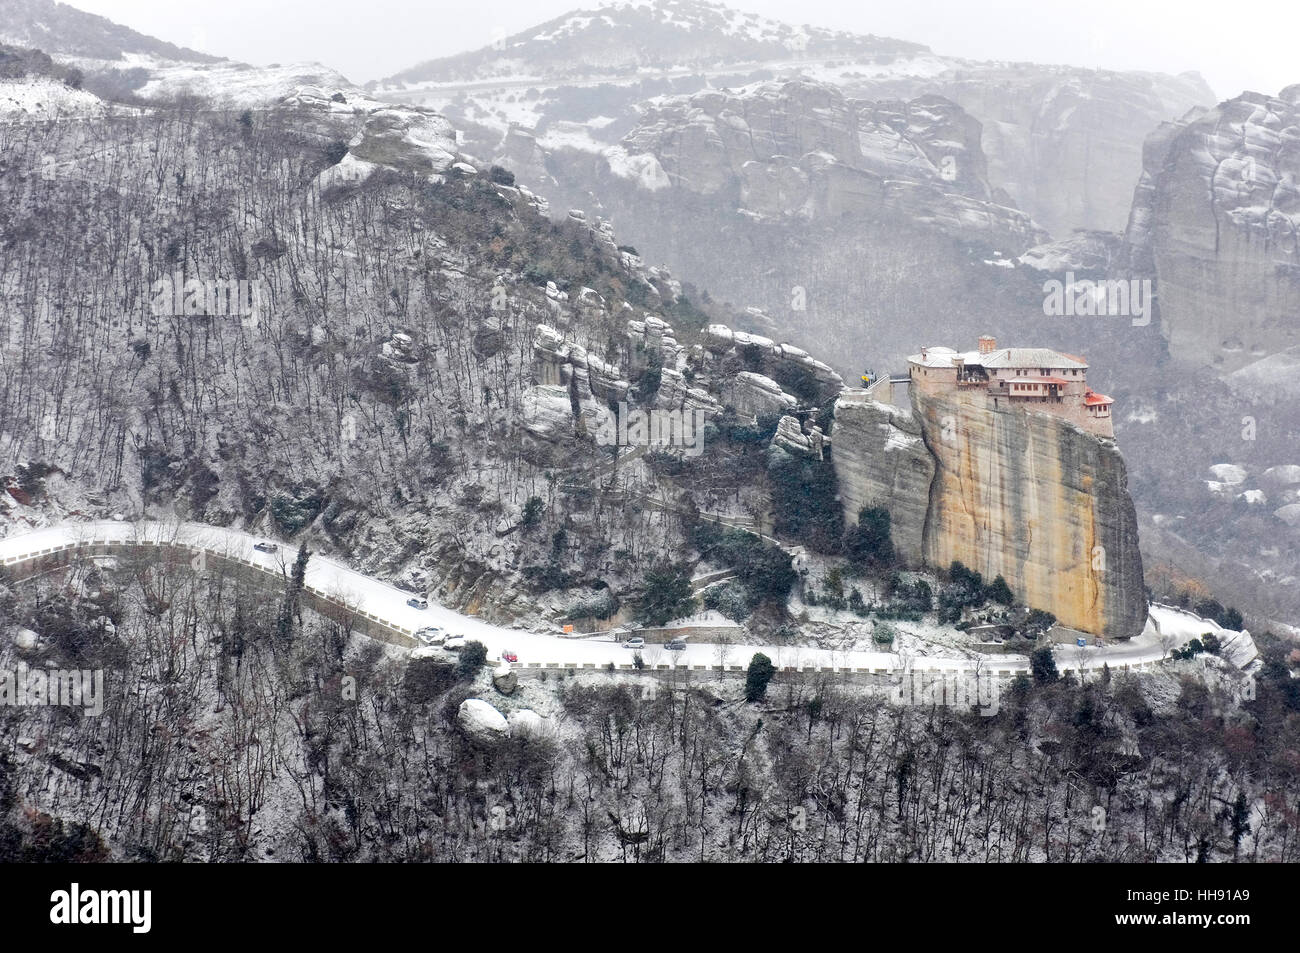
xmin=0 ymin=519 xmax=1249 ymax=679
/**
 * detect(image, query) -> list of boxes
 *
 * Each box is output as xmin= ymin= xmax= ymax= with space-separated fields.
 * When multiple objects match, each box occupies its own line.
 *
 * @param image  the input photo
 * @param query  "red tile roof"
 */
xmin=1084 ymin=390 xmax=1113 ymax=406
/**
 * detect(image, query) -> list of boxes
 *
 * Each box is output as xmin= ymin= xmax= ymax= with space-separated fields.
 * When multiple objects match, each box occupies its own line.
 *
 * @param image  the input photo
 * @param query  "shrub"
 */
xmin=768 ymin=449 xmax=844 ymax=553
xmin=1171 ymin=638 xmax=1207 ymax=661
xmin=1030 ymin=646 xmax=1059 ymax=684
xmin=637 ymin=350 xmax=662 ymax=404
xmin=841 ymin=505 xmax=894 ymax=567
xmin=702 ymin=582 xmax=750 ymax=622
xmin=565 ymin=588 xmax=619 ymax=621
xmin=457 ymin=640 xmax=489 ymax=678
xmin=404 ymin=658 xmax=459 ymax=702
xmin=637 ymin=562 xmax=695 ymax=627
xmin=848 ymin=587 xmax=866 ymax=615
xmin=986 ymin=574 xmax=1014 ymax=606
xmin=744 ymin=653 xmax=776 ymax=702
xmin=1024 ymin=609 xmax=1056 ymax=637
xmin=872 ymin=622 xmax=897 ymax=645
xmin=488 ymin=165 xmax=516 ymax=186
xmin=890 ymin=575 xmax=933 ymax=613
xmin=521 ymin=496 xmax=544 ymax=528
xmin=692 ymin=521 xmax=795 ymax=609
xmin=324 ymin=140 xmax=348 ymax=166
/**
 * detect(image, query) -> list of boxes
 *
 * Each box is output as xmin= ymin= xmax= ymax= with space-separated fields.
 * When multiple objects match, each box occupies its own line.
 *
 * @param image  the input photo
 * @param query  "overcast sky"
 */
xmin=67 ymin=0 xmax=1300 ymax=100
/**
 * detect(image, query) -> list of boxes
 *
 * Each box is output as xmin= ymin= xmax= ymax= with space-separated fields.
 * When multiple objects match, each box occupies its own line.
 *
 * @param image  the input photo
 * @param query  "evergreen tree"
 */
xmin=745 ymin=653 xmax=776 ymax=702
xmin=1030 ymin=645 xmax=1059 ymax=684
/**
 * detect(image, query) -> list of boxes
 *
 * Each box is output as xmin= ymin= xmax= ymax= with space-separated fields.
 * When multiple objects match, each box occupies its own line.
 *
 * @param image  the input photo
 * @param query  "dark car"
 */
xmin=665 ymin=639 xmax=687 ymax=652
xmin=253 ymin=542 xmax=278 ymax=554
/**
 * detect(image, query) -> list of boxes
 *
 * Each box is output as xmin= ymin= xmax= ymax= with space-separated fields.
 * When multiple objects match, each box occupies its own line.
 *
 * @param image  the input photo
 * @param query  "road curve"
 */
xmin=0 ymin=519 xmax=1199 ymax=678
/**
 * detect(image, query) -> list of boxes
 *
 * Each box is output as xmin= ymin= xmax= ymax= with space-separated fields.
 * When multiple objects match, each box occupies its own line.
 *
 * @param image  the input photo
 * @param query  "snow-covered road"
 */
xmin=0 ymin=519 xmax=1237 ymax=678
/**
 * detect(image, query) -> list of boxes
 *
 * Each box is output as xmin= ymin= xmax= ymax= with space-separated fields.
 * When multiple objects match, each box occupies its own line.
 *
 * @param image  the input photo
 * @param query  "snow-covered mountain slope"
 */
xmin=134 ymin=60 xmax=356 ymax=107
xmin=0 ymin=76 xmax=106 ymax=119
xmin=0 ymin=0 xmax=217 ymax=64
xmin=379 ymin=0 xmax=924 ymax=88
xmin=380 ymin=0 xmax=1212 ymax=241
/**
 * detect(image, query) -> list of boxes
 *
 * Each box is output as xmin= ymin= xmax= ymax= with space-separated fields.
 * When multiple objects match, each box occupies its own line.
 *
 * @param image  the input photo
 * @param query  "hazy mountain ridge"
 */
xmin=0 ymin=0 xmax=218 ymax=64
xmin=379 ymin=0 xmax=926 ymax=88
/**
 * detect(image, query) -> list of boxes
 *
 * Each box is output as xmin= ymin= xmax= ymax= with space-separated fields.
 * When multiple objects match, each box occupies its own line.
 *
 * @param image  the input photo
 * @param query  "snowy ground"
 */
xmin=0 ymin=79 xmax=110 ymax=120
xmin=0 ymin=520 xmax=1252 ymax=677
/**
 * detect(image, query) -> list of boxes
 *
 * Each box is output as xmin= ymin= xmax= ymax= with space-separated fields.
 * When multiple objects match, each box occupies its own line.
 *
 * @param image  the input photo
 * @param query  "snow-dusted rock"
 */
xmin=521 ymin=385 xmax=575 ymax=439
xmin=1273 ymin=503 xmax=1300 ymax=527
xmin=1262 ymin=465 xmax=1300 ymax=492
xmin=457 ymin=699 xmax=509 ymax=745
xmin=1208 ymin=463 xmax=1246 ymax=485
xmin=492 ymin=664 xmax=518 ymax=695
xmin=771 ymin=415 xmax=826 ymax=459
xmin=723 ymin=371 xmax=797 ymax=418
xmin=508 ymin=709 xmax=554 ymax=740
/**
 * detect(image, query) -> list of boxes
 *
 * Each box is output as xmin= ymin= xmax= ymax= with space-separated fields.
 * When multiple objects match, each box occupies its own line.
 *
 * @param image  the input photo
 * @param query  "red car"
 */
xmin=500 ymin=649 xmax=518 ymax=663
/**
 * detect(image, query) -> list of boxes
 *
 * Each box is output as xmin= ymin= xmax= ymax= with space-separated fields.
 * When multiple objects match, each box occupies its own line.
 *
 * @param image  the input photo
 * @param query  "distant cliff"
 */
xmin=618 ymin=80 xmax=1045 ymax=249
xmin=1124 ymin=85 xmax=1300 ymax=379
xmin=833 ymin=387 xmax=1146 ymax=638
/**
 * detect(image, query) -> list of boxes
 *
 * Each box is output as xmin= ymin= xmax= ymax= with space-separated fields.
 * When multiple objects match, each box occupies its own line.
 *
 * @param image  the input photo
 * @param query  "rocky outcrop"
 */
xmin=911 ymin=387 xmax=1145 ymax=638
xmin=771 ymin=414 xmax=827 ymax=460
xmin=1124 ymin=86 xmax=1300 ymax=377
xmin=620 ymin=80 xmax=1045 ymax=248
xmin=831 ymin=392 xmax=933 ymax=565
xmin=703 ymin=324 xmax=844 ymax=400
xmin=722 ymin=371 xmax=796 ymax=418
xmin=833 ymin=385 xmax=1145 ymax=637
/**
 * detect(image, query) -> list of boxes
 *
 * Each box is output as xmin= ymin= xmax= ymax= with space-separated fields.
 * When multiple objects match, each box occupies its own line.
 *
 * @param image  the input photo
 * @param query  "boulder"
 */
xmin=508 ymin=709 xmax=554 ymax=739
xmin=492 ymin=664 xmax=518 ymax=695
xmin=456 ymin=699 xmax=509 ymax=745
xmin=723 ymin=372 xmax=796 ymax=418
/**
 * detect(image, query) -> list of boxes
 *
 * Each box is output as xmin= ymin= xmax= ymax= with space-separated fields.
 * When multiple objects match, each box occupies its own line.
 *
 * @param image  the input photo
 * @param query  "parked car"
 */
xmin=253 ymin=542 xmax=278 ymax=554
xmin=443 ymin=635 xmax=466 ymax=651
xmin=415 ymin=627 xmax=444 ymax=646
xmin=407 ymin=596 xmax=429 ymax=610
xmin=621 ymin=636 xmax=645 ymax=650
xmin=665 ymin=639 xmax=687 ymax=652
xmin=500 ymin=649 xmax=518 ymax=663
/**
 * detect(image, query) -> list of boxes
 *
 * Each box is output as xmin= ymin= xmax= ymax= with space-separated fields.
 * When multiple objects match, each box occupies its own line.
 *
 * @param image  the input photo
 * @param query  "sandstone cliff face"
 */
xmin=1124 ymin=86 xmax=1300 ymax=377
xmin=833 ymin=387 xmax=1146 ymax=638
xmin=911 ymin=387 xmax=1145 ymax=638
xmin=831 ymin=392 xmax=933 ymax=565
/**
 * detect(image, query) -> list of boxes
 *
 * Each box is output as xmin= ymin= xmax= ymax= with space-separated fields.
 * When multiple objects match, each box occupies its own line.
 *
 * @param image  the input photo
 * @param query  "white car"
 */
xmin=406 ymin=596 xmax=429 ymax=610
xmin=415 ymin=627 xmax=444 ymax=646
xmin=443 ymin=635 xmax=466 ymax=651
xmin=253 ymin=541 xmax=278 ymax=554
xmin=621 ymin=636 xmax=645 ymax=650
